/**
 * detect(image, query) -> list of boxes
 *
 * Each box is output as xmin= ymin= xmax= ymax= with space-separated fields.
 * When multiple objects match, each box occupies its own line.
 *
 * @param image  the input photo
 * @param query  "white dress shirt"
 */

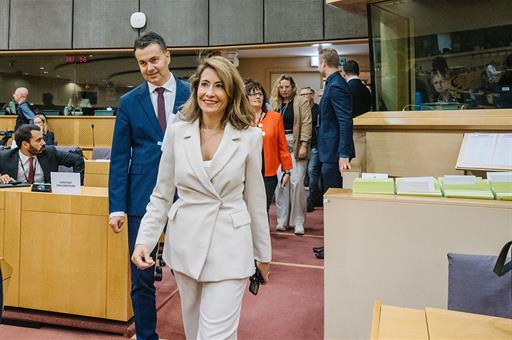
xmin=17 ymin=151 xmax=44 ymax=183
xmin=346 ymin=75 xmax=360 ymax=82
xmin=147 ymin=74 xmax=177 ymax=122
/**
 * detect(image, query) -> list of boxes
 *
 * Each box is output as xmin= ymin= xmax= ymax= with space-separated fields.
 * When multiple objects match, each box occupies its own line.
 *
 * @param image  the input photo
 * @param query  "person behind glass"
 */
xmin=0 ymin=124 xmax=84 ymax=184
xmin=13 ymin=87 xmax=35 ymax=130
xmin=300 ymin=87 xmax=322 ymax=213
xmin=270 ymin=75 xmax=312 ymax=235
xmin=109 ymin=31 xmax=191 ymax=340
xmin=33 ymin=114 xmax=56 ymax=145
xmin=132 ymin=56 xmax=271 ymax=340
xmin=318 ymin=48 xmax=355 ymax=191
xmin=342 ymin=60 xmax=372 ymax=117
xmin=245 ymin=78 xmax=292 ymax=215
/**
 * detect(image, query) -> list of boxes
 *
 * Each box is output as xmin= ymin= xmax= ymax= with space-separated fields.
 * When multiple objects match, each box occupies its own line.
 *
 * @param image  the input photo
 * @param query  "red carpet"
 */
xmin=0 ymin=204 xmax=324 ymax=339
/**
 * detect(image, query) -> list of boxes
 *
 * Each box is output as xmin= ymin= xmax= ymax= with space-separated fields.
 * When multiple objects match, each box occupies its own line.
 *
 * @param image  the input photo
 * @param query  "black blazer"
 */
xmin=0 ymin=146 xmax=84 ymax=184
xmin=347 ymin=78 xmax=372 ymax=117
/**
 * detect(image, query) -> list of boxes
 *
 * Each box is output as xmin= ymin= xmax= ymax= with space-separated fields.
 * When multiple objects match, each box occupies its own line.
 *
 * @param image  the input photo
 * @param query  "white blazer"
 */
xmin=136 ymin=119 xmax=272 ymax=282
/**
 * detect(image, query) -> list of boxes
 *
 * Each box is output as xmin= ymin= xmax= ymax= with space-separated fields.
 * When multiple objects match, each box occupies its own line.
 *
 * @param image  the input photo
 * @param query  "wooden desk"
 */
xmin=353 ymin=109 xmax=512 ymax=177
xmin=84 ymin=160 xmax=110 ymax=187
xmin=324 ymin=191 xmax=512 ymax=339
xmin=0 ymin=187 xmax=132 ymax=321
xmin=372 ymin=301 xmax=512 ymax=340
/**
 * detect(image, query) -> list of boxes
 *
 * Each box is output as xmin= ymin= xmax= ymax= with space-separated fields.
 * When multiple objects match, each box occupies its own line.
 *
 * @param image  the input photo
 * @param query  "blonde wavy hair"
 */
xmin=180 ymin=56 xmax=253 ymax=130
xmin=269 ymin=74 xmax=297 ymax=110
xmin=34 ymin=114 xmax=49 ymax=134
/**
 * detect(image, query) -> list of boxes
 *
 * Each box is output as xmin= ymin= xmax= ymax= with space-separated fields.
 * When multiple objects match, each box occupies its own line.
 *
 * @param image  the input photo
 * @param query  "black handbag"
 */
xmin=493 ymin=241 xmax=512 ymax=277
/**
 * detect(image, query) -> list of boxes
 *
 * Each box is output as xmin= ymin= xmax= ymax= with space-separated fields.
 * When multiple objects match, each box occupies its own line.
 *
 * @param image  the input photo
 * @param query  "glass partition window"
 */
xmin=0 ymin=52 xmax=197 ymax=116
xmin=369 ymin=0 xmax=512 ymax=111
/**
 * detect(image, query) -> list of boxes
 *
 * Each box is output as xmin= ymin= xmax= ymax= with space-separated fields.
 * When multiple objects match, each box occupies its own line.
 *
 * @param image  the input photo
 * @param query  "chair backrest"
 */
xmin=41 ymin=110 xmax=60 ymax=116
xmin=94 ymin=110 xmax=114 ymax=116
xmin=56 ymin=146 xmax=83 ymax=173
xmin=447 ymin=253 xmax=512 ymax=318
xmin=92 ymin=147 xmax=111 ymax=160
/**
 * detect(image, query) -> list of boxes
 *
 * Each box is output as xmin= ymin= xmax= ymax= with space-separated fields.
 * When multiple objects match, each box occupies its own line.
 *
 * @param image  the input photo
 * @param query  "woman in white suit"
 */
xmin=132 ymin=56 xmax=271 ymax=340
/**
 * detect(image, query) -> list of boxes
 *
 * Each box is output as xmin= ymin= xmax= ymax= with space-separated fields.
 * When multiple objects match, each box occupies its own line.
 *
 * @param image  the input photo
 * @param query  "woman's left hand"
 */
xmin=256 ymin=261 xmax=271 ymax=283
xmin=298 ymin=145 xmax=307 ymax=160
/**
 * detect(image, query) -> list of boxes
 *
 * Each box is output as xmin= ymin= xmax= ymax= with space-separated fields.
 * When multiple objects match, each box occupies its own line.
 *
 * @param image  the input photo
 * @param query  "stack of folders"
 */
xmin=488 ymin=172 xmax=512 ymax=201
xmin=352 ymin=173 xmax=395 ymax=195
xmin=395 ymin=177 xmax=442 ymax=197
xmin=440 ymin=175 xmax=494 ymax=200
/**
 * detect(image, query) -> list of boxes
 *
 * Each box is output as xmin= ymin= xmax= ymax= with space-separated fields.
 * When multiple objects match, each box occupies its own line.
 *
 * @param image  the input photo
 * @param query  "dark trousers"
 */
xmin=128 ymin=215 xmax=159 ymax=340
xmin=263 ymin=175 xmax=278 ymax=214
xmin=321 ymin=162 xmax=343 ymax=192
xmin=307 ymin=146 xmax=322 ymax=205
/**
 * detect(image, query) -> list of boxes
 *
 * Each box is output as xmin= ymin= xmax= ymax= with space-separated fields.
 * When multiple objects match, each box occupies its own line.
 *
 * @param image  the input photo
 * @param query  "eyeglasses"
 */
xmin=248 ymin=92 xmax=264 ymax=98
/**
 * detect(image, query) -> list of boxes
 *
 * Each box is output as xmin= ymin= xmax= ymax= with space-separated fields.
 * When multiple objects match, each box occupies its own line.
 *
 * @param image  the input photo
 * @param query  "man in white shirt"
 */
xmin=0 ymin=124 xmax=84 ymax=184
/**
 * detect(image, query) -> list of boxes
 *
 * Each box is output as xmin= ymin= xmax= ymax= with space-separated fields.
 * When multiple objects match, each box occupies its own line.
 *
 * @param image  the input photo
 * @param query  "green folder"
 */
xmin=352 ymin=178 xmax=395 ymax=195
xmin=490 ymin=182 xmax=512 ymax=201
xmin=440 ymin=178 xmax=495 ymax=199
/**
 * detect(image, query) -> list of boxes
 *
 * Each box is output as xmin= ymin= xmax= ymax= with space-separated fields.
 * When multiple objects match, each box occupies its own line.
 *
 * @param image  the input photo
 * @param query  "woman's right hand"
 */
xmin=131 ymin=244 xmax=155 ymax=270
xmin=282 ymin=173 xmax=290 ymax=187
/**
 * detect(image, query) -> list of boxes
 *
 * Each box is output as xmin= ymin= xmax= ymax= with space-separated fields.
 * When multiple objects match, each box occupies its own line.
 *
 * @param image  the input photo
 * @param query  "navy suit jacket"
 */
xmin=347 ymin=78 xmax=372 ymax=117
xmin=318 ymin=72 xmax=355 ymax=163
xmin=0 ymin=146 xmax=84 ymax=184
xmin=109 ymin=78 xmax=190 ymax=217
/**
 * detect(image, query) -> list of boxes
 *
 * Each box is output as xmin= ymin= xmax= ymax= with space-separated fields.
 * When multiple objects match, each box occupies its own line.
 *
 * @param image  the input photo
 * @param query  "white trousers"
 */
xmin=275 ymin=150 xmax=308 ymax=227
xmin=174 ymin=271 xmax=247 ymax=340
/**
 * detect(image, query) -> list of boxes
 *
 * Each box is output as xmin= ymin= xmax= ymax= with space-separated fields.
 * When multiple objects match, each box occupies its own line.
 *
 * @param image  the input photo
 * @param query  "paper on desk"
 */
xmin=460 ymin=133 xmax=496 ymax=166
xmin=362 ymin=173 xmax=388 ymax=179
xmin=487 ymin=171 xmax=512 ymax=183
xmin=492 ymin=134 xmax=512 ymax=167
xmin=396 ymin=177 xmax=436 ymax=193
xmin=443 ymin=175 xmax=476 ymax=185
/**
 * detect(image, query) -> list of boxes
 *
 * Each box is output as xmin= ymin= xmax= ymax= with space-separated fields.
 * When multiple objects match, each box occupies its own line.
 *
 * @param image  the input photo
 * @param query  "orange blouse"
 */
xmin=256 ymin=110 xmax=293 ymax=177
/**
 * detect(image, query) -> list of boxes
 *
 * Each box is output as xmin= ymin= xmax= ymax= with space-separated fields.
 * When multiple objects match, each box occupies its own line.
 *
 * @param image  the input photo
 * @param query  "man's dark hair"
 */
xmin=134 ymin=31 xmax=167 ymax=52
xmin=15 ymin=124 xmax=40 ymax=147
xmin=343 ymin=60 xmax=360 ymax=75
xmin=244 ymin=78 xmax=269 ymax=113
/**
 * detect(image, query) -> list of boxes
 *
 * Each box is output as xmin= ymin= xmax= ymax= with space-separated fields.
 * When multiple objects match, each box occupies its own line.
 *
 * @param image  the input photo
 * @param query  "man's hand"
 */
xmin=256 ymin=261 xmax=271 ymax=283
xmin=109 ymin=215 xmax=126 ymax=233
xmin=338 ymin=157 xmax=351 ymax=176
xmin=131 ymin=244 xmax=155 ymax=270
xmin=0 ymin=174 xmax=15 ymax=184
xmin=298 ymin=145 xmax=308 ymax=160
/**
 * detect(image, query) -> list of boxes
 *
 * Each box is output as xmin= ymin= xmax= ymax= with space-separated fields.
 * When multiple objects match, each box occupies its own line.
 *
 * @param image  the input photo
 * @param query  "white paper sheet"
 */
xmin=487 ymin=171 xmax=512 ymax=183
xmin=459 ymin=133 xmax=496 ymax=166
xmin=443 ymin=175 xmax=477 ymax=185
xmin=491 ymin=134 xmax=512 ymax=167
xmin=362 ymin=173 xmax=388 ymax=179
xmin=396 ymin=177 xmax=436 ymax=193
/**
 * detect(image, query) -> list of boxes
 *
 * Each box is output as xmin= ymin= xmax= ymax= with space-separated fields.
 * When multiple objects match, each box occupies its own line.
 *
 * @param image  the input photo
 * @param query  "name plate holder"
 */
xmin=50 ymin=172 xmax=81 ymax=194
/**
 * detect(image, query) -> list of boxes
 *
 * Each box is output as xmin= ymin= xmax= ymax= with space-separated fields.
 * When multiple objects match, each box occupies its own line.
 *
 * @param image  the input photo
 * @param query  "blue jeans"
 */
xmin=128 ymin=215 xmax=159 ymax=340
xmin=321 ymin=162 xmax=343 ymax=191
xmin=307 ymin=146 xmax=322 ymax=205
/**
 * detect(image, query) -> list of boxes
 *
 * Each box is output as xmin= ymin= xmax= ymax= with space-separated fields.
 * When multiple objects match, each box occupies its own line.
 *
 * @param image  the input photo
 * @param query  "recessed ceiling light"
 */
xmin=312 ymin=44 xmax=320 ymax=47
xmin=43 ymin=71 xmax=49 ymax=74
xmin=321 ymin=43 xmax=332 ymax=47
xmin=23 ymin=72 xmax=29 ymax=75
xmin=39 ymin=66 xmax=45 ymax=70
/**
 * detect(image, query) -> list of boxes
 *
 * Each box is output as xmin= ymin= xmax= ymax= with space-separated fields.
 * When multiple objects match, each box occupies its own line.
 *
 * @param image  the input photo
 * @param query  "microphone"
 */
xmin=91 ymin=124 xmax=95 ymax=148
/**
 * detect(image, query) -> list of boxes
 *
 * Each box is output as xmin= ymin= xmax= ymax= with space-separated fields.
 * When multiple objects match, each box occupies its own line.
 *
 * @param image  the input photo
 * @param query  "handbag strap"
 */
xmin=493 ymin=240 xmax=512 ymax=277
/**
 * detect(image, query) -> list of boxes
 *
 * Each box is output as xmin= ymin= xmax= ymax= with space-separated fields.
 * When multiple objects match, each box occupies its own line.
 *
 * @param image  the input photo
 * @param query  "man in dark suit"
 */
xmin=108 ymin=31 xmax=190 ymax=340
xmin=318 ymin=48 xmax=355 ymax=191
xmin=0 ymin=124 xmax=84 ymax=184
xmin=343 ymin=60 xmax=372 ymax=117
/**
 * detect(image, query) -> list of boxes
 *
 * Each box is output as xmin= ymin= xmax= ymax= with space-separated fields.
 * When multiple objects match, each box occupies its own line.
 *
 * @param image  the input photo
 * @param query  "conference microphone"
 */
xmin=91 ymin=124 xmax=95 ymax=148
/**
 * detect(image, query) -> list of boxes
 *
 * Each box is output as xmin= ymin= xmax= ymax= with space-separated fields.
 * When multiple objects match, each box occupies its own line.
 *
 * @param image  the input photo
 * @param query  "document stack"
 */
xmin=487 ymin=172 xmax=512 ymax=201
xmin=352 ymin=173 xmax=395 ymax=195
xmin=440 ymin=175 xmax=494 ymax=199
xmin=395 ymin=177 xmax=442 ymax=197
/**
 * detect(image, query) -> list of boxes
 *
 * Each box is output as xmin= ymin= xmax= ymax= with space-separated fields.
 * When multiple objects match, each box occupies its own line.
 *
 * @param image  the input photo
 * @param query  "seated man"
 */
xmin=0 ymin=124 xmax=84 ymax=184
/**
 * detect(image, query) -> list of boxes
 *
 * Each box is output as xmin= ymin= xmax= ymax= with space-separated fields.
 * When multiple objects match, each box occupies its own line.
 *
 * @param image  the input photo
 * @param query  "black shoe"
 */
xmin=307 ymin=200 xmax=315 ymax=212
xmin=312 ymin=246 xmax=324 ymax=253
xmin=315 ymin=250 xmax=324 ymax=259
